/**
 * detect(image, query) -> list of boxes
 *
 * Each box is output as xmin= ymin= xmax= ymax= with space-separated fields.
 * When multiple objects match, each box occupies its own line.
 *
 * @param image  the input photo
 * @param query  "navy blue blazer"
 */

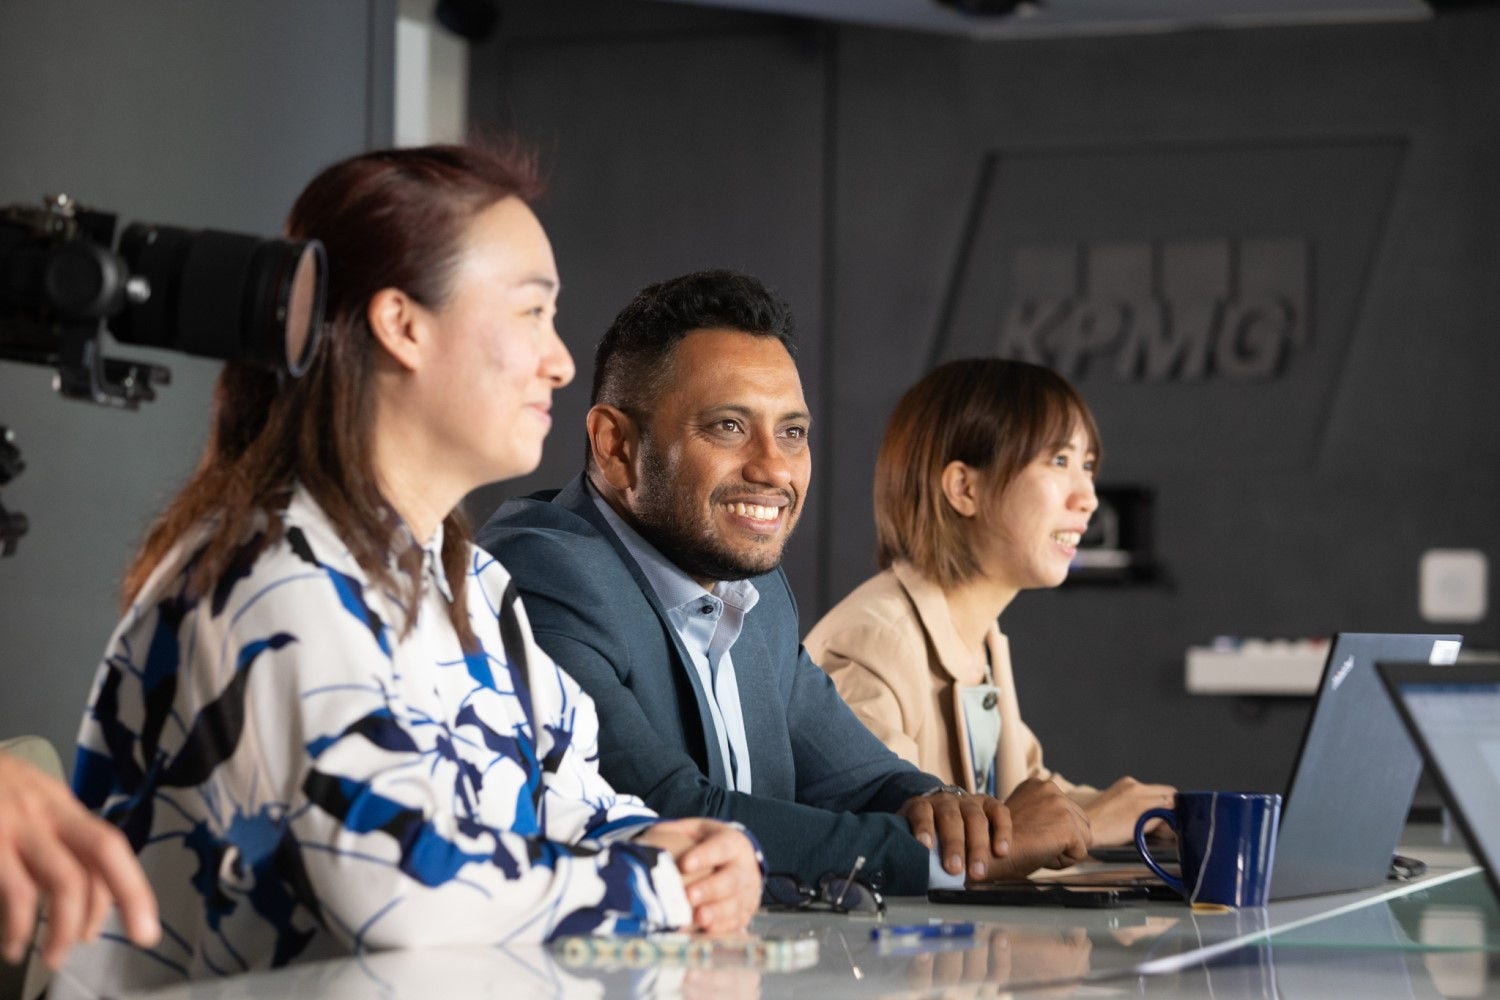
xmin=476 ymin=475 xmax=940 ymax=893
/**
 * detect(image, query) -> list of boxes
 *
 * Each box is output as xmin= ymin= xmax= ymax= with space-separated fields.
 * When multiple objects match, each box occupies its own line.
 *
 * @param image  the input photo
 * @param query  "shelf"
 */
xmin=1185 ymin=641 xmax=1330 ymax=696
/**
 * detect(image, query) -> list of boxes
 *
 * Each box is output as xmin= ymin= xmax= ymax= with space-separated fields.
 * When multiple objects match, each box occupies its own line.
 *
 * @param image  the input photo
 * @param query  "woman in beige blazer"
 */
xmin=805 ymin=359 xmax=1172 ymax=847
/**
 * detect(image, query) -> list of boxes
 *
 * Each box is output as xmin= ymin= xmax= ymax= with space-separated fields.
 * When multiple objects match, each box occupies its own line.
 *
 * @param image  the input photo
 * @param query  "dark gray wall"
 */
xmin=831 ymin=15 xmax=1500 ymax=795
xmin=472 ymin=1 xmax=1500 ymax=796
xmin=0 ymin=0 xmax=394 ymax=762
xmin=462 ymin=1 xmax=829 ymax=605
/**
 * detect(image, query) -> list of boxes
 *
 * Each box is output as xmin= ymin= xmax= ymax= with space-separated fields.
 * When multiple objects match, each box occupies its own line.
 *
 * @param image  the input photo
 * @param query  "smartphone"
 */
xmin=1034 ymin=869 xmax=1183 ymax=902
xmin=1089 ymin=837 xmax=1178 ymax=866
xmin=928 ymin=882 xmax=1147 ymax=908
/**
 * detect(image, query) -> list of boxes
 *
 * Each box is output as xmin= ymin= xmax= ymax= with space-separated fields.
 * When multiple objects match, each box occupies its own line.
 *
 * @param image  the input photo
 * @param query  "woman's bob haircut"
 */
xmin=873 ymin=357 xmax=1100 ymax=588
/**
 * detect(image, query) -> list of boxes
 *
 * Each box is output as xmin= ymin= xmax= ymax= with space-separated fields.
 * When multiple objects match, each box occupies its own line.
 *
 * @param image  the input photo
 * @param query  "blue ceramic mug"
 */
xmin=1134 ymin=791 xmax=1281 ymax=908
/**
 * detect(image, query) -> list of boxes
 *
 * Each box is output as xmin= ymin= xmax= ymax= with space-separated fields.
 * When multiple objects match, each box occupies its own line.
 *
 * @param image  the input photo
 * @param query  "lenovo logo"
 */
xmin=1330 ymin=655 xmax=1357 ymax=691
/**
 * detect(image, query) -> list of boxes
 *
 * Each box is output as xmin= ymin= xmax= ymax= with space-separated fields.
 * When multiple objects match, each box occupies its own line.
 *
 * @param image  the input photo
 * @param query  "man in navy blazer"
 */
xmin=477 ymin=270 xmax=1089 ymax=895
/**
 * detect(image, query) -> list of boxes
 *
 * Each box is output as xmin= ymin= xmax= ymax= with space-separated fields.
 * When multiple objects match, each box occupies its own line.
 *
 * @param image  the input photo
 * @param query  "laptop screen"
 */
xmin=1380 ymin=663 xmax=1500 ymax=900
xmin=1271 ymin=633 xmax=1461 ymax=899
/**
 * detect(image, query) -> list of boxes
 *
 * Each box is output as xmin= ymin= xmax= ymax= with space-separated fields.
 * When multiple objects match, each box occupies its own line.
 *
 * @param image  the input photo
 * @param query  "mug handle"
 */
xmin=1134 ymin=807 xmax=1185 ymax=895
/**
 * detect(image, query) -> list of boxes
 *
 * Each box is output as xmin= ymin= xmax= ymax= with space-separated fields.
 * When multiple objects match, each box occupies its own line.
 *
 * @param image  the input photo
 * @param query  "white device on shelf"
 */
xmin=1184 ymin=638 xmax=1331 ymax=695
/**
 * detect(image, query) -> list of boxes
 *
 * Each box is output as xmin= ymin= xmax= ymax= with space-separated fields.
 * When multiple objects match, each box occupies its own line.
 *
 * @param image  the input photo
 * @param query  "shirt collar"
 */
xmin=588 ymin=480 xmax=758 ymax=614
xmin=387 ymin=507 xmax=454 ymax=604
xmin=419 ymin=521 xmax=452 ymax=603
xmin=286 ymin=483 xmax=453 ymax=602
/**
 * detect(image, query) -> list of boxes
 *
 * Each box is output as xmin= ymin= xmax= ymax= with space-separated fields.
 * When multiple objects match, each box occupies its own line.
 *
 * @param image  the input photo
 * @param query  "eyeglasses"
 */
xmin=762 ymin=856 xmax=885 ymax=916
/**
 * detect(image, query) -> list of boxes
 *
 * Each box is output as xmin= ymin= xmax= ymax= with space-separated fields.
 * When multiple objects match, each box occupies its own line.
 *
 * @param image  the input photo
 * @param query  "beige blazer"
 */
xmin=805 ymin=561 xmax=1096 ymax=802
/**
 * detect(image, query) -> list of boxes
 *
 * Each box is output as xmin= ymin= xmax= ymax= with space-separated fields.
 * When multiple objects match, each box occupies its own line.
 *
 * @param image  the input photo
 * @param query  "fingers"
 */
xmin=634 ymin=818 xmax=701 ymax=859
xmin=962 ymin=800 xmax=993 ymax=881
xmin=18 ymin=829 xmax=91 ymax=971
xmin=681 ymin=966 xmax=762 ymax=1000
xmin=1125 ymin=781 xmax=1177 ymax=811
xmin=903 ymin=792 xmax=1014 ymax=877
xmin=1144 ymin=816 xmax=1177 ymax=840
xmin=0 ymin=851 xmax=39 ymax=966
xmin=686 ymin=868 xmax=760 ymax=934
xmin=929 ymin=796 xmax=968 ymax=876
xmin=687 ymin=878 xmax=759 ymax=934
xmin=1052 ymin=795 xmax=1092 ymax=868
xmin=0 ymin=752 xmax=160 ymax=966
xmin=65 ymin=821 xmax=159 ymax=949
xmin=900 ymin=796 xmax=936 ymax=851
xmin=673 ymin=823 xmax=738 ymax=871
xmin=904 ymin=951 xmax=935 ymax=990
xmin=1082 ymin=776 xmax=1177 ymax=846
xmin=83 ymin=876 xmax=111 ymax=946
xmin=1057 ymin=824 xmax=1092 ymax=867
xmin=1103 ymin=777 xmax=1175 ymax=806
xmin=674 ymin=825 xmax=762 ymax=935
xmin=984 ymin=798 xmax=1012 ymax=859
xmin=645 ymin=815 xmax=762 ymax=929
xmin=986 ymin=926 xmax=1013 ymax=983
xmin=1003 ymin=779 xmax=1091 ymax=873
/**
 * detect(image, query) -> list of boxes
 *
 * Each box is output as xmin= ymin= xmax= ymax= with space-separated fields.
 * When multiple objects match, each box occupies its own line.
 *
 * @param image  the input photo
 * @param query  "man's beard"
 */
xmin=631 ymin=443 xmax=797 ymax=584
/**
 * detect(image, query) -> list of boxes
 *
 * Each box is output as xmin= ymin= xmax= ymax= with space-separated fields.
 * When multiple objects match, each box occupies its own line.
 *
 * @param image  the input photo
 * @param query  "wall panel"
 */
xmin=0 ymin=0 xmax=393 ymax=760
xmin=471 ymin=1 xmax=1499 ymax=795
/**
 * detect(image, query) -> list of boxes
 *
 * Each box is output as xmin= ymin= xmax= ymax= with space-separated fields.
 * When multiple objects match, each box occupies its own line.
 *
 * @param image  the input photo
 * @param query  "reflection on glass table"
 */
xmin=111 ymin=868 xmax=1497 ymax=999
xmin=112 ymin=943 xmax=768 ymax=1000
xmin=1249 ymin=870 xmax=1500 ymax=1000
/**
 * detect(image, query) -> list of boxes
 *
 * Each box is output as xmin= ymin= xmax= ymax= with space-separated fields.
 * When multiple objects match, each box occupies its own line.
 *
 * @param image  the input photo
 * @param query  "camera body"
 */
xmin=0 ymin=196 xmax=167 ymax=407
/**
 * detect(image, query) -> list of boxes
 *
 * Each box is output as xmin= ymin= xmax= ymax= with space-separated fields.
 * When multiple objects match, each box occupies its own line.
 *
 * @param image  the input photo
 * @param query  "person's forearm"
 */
xmin=297 ymin=767 xmax=692 ymax=946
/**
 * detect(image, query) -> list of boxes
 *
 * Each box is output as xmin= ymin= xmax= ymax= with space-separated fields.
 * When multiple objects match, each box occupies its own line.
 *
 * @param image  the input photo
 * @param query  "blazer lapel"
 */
xmin=551 ymin=477 xmax=729 ymax=788
xmin=716 ymin=613 xmax=795 ymax=799
xmin=892 ymin=562 xmax=988 ymax=794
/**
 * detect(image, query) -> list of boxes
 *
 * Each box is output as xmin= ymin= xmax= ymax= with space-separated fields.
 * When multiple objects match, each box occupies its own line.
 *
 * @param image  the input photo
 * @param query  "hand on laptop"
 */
xmin=900 ymin=789 xmax=1012 ymax=880
xmin=636 ymin=818 xmax=762 ymax=934
xmin=1082 ymin=776 xmax=1177 ymax=847
xmin=977 ymin=778 xmax=1092 ymax=880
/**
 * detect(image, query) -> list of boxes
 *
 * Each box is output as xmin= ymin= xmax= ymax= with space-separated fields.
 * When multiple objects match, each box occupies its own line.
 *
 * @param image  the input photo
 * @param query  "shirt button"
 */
xmin=982 ymin=692 xmax=998 ymax=710
xmin=700 ymin=605 xmax=714 ymax=615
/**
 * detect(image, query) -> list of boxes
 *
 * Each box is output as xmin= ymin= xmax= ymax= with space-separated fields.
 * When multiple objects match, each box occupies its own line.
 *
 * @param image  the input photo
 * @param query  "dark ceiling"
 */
xmin=647 ymin=0 xmax=1432 ymax=37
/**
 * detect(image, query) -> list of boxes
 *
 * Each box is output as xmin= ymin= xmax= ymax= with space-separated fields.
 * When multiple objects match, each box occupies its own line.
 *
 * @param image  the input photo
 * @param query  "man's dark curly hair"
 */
xmin=587 ymin=269 xmax=797 ymax=468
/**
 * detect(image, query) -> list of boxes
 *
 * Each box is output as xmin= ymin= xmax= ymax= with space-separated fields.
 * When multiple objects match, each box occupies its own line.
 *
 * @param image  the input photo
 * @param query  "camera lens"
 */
xmin=112 ymin=223 xmax=327 ymax=376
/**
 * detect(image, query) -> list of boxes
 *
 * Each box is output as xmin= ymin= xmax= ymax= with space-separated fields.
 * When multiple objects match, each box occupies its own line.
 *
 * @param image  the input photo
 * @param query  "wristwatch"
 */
xmin=924 ymin=784 xmax=966 ymax=797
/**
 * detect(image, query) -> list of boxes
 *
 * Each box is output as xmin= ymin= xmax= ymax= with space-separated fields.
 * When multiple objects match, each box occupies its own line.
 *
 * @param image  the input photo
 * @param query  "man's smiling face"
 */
xmin=624 ymin=328 xmax=811 ymax=589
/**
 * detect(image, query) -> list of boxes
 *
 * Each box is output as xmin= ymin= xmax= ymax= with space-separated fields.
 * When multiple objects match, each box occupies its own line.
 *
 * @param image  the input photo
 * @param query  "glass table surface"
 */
xmin=106 ymin=866 xmax=1498 ymax=1000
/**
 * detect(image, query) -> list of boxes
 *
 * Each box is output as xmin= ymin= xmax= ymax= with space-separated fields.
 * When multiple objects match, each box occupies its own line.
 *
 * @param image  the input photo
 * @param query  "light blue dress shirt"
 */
xmin=592 ymin=489 xmax=756 ymax=794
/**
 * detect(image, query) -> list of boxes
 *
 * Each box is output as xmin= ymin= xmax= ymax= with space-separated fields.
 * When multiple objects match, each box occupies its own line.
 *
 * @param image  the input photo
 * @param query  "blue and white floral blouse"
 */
xmin=63 ymin=486 xmax=690 ymax=992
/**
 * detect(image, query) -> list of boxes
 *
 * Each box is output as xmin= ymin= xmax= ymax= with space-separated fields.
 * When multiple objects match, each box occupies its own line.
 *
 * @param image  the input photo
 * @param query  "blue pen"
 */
xmin=871 ymin=921 xmax=975 ymax=942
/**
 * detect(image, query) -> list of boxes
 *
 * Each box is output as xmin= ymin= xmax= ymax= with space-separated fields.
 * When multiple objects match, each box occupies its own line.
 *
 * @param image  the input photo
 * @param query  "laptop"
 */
xmin=1378 ymin=661 xmax=1500 ymax=901
xmin=935 ymin=633 xmax=1463 ymax=906
xmin=1270 ymin=632 xmax=1461 ymax=899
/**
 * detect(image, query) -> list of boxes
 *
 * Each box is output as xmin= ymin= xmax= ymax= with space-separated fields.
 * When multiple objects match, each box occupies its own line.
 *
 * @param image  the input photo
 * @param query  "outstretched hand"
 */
xmin=0 ymin=752 xmax=160 ymax=970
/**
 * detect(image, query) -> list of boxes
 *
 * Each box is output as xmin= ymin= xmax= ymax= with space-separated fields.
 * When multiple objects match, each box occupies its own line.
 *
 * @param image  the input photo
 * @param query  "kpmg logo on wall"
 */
xmin=997 ymin=237 xmax=1309 ymax=383
xmin=921 ymin=140 xmax=1404 ymax=468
